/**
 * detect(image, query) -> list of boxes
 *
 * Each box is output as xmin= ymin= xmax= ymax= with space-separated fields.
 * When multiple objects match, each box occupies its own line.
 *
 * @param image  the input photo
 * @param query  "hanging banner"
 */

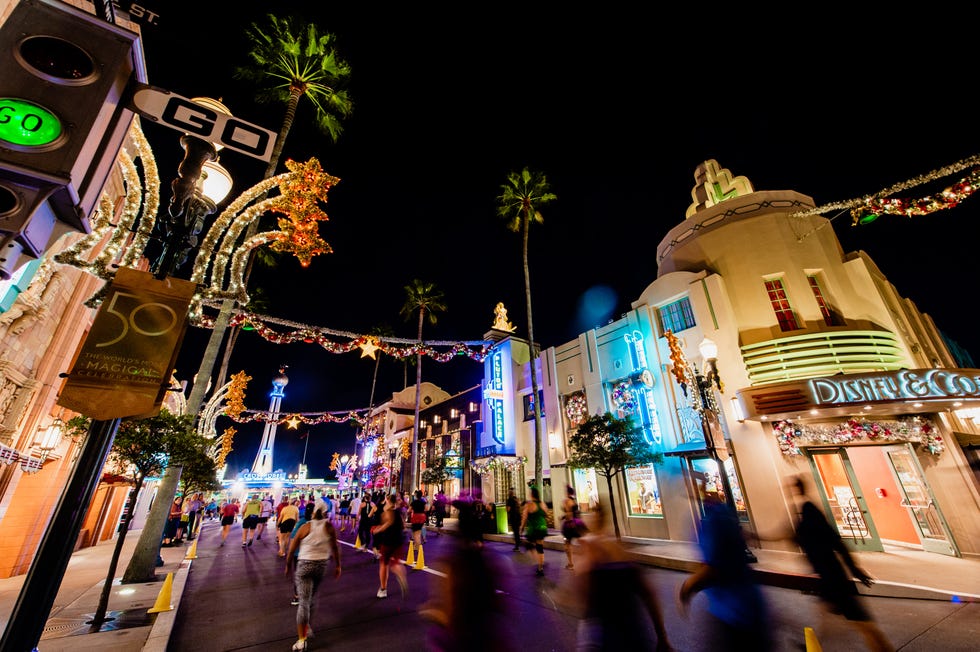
xmin=58 ymin=268 xmax=197 ymax=420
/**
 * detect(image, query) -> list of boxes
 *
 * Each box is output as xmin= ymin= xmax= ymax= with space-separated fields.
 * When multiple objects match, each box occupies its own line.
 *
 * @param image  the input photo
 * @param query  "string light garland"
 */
xmin=772 ymin=416 xmax=944 ymax=456
xmin=850 ymin=166 xmax=980 ymax=225
xmin=790 ymin=153 xmax=980 ymax=222
xmin=191 ymin=308 xmax=492 ymax=363
xmin=469 ymin=455 xmax=527 ymax=476
xmin=224 ymin=409 xmax=367 ymax=427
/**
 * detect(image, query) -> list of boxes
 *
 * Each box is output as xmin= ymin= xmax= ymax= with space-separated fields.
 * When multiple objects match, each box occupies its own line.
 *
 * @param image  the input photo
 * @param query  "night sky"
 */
xmin=132 ymin=3 xmax=979 ymax=480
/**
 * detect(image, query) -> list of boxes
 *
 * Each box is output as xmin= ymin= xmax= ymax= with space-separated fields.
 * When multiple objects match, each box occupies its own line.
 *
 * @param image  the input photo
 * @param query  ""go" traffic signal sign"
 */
xmin=0 ymin=0 xmax=145 ymax=278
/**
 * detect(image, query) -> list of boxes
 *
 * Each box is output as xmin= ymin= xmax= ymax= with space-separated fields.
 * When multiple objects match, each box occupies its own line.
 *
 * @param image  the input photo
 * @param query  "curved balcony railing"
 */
xmin=740 ymin=330 xmax=910 ymax=385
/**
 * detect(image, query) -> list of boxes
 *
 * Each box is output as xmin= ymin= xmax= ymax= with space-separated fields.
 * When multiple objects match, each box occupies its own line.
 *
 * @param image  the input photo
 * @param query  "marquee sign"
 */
xmin=736 ymin=368 xmax=980 ymax=421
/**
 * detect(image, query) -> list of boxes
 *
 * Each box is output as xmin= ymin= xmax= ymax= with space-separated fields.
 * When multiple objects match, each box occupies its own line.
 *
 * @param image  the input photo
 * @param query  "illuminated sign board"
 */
xmin=239 ymin=470 xmax=287 ymax=482
xmin=0 ymin=98 xmax=63 ymax=148
xmin=811 ymin=369 xmax=980 ymax=404
xmin=484 ymin=350 xmax=505 ymax=445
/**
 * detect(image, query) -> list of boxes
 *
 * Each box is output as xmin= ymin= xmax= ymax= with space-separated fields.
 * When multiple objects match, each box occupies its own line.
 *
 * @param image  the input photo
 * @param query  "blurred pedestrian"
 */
xmin=679 ymin=490 xmax=771 ymax=651
xmin=278 ymin=498 xmax=300 ymax=558
xmin=288 ymin=502 xmax=317 ymax=606
xmin=420 ymin=498 xmax=513 ymax=651
xmin=162 ymin=495 xmax=183 ymax=546
xmin=256 ymin=492 xmax=275 ymax=540
xmin=521 ymin=485 xmax=550 ymax=576
xmin=561 ymin=485 xmax=587 ymax=570
xmin=185 ymin=493 xmax=203 ymax=540
xmin=433 ymin=488 xmax=448 ymax=528
xmin=357 ymin=491 xmax=376 ymax=551
xmin=285 ymin=498 xmax=341 ymax=651
xmin=219 ymin=498 xmax=239 ymax=546
xmin=410 ymin=490 xmax=428 ymax=550
xmin=789 ymin=475 xmax=894 ymax=652
xmin=506 ymin=488 xmax=522 ymax=551
xmin=573 ymin=503 xmax=673 ymax=651
xmin=241 ymin=493 xmax=263 ymax=547
xmin=371 ymin=492 xmax=408 ymax=598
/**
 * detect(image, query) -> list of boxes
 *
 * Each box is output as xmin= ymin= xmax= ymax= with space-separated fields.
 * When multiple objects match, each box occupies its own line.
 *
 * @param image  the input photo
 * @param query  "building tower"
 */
xmin=251 ymin=366 xmax=289 ymax=475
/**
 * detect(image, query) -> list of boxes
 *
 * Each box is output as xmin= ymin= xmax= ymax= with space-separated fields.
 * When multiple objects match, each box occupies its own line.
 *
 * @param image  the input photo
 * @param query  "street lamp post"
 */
xmin=696 ymin=337 xmax=757 ymax=563
xmin=1 ymin=115 xmax=235 ymax=650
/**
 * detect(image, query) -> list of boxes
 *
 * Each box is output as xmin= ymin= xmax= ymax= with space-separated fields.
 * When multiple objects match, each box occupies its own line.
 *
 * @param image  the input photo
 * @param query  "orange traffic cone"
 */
xmin=185 ymin=539 xmax=198 ymax=560
xmin=804 ymin=627 xmax=822 ymax=652
xmin=354 ymin=534 xmax=362 ymax=549
xmin=414 ymin=544 xmax=425 ymax=570
xmin=147 ymin=572 xmax=174 ymax=614
xmin=405 ymin=540 xmax=415 ymax=565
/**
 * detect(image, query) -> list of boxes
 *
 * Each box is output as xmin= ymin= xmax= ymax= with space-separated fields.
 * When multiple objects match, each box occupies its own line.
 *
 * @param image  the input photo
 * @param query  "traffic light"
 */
xmin=0 ymin=0 xmax=145 ymax=279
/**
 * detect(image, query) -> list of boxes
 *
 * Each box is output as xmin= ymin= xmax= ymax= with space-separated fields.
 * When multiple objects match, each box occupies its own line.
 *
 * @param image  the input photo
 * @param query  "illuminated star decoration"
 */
xmin=266 ymin=158 xmax=338 ymax=267
xmin=285 ymin=415 xmax=302 ymax=429
xmin=359 ymin=337 xmax=380 ymax=359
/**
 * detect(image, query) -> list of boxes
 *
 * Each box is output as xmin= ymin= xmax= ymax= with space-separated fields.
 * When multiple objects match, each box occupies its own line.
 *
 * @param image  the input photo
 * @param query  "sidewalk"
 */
xmin=0 ymin=517 xmax=976 ymax=651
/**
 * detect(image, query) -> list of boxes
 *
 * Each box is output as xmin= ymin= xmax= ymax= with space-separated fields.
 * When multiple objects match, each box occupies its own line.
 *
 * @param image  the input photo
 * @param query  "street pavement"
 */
xmin=0 ymin=515 xmax=977 ymax=651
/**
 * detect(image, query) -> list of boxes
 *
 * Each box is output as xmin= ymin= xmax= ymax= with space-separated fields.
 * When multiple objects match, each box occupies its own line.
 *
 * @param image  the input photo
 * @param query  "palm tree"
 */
xmin=207 ymin=13 xmax=355 ymax=397
xmin=497 ymin=167 xmax=557 ymax=491
xmin=399 ymin=279 xmax=446 ymax=492
xmin=132 ymin=13 xmax=354 ymax=586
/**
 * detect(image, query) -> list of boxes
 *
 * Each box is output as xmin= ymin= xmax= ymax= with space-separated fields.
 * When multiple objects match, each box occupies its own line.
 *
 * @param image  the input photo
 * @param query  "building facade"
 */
xmin=527 ymin=161 xmax=979 ymax=559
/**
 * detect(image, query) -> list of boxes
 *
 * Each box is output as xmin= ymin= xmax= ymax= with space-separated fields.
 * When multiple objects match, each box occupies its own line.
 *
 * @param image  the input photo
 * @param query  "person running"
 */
xmin=338 ymin=494 xmax=352 ymax=532
xmin=285 ymin=498 xmax=341 ymax=651
xmin=288 ymin=502 xmax=316 ymax=606
xmin=256 ymin=492 xmax=275 ymax=540
xmin=241 ymin=494 xmax=263 ymax=547
xmin=219 ymin=498 xmax=240 ymax=546
xmin=278 ymin=498 xmax=300 ymax=558
xmin=789 ymin=476 xmax=894 ymax=652
xmin=521 ymin=486 xmax=550 ymax=576
xmin=371 ymin=492 xmax=407 ymax=598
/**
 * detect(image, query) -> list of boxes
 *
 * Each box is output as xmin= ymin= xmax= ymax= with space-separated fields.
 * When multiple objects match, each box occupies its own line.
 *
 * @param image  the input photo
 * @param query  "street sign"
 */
xmin=125 ymin=83 xmax=277 ymax=162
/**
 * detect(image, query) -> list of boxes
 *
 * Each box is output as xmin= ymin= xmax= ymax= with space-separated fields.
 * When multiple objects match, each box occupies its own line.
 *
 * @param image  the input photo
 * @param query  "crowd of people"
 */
xmin=165 ymin=475 xmax=893 ymax=652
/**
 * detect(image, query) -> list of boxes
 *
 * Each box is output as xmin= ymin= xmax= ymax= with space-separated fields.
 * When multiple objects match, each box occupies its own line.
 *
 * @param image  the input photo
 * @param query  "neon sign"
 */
xmin=811 ymin=369 xmax=980 ymax=405
xmin=483 ymin=350 xmax=505 ymax=445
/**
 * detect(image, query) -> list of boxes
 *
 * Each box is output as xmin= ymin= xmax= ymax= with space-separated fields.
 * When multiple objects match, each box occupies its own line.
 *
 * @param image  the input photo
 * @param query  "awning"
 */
xmin=664 ymin=440 xmax=709 ymax=457
xmin=954 ymin=431 xmax=980 ymax=448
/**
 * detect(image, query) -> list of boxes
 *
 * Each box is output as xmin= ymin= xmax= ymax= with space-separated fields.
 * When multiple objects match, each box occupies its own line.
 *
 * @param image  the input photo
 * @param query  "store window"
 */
xmin=523 ymin=390 xmax=545 ymax=421
xmin=624 ymin=464 xmax=663 ymax=516
xmin=658 ymin=296 xmax=695 ymax=334
xmin=572 ymin=467 xmax=599 ymax=514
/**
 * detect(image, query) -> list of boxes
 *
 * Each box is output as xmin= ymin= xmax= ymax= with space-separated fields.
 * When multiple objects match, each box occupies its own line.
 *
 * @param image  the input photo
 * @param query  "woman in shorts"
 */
xmin=277 ymin=498 xmax=300 ymax=557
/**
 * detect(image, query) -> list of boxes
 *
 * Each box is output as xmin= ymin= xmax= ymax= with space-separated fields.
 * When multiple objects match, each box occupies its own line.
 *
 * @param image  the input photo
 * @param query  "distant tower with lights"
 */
xmin=252 ymin=366 xmax=289 ymax=475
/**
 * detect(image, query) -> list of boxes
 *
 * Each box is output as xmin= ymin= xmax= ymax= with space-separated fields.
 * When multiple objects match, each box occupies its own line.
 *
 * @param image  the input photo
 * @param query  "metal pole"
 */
xmin=0 ymin=418 xmax=121 ymax=651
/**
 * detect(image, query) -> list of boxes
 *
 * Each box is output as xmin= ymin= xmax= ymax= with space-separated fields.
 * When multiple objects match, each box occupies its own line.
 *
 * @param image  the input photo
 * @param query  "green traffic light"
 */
xmin=0 ymin=98 xmax=63 ymax=148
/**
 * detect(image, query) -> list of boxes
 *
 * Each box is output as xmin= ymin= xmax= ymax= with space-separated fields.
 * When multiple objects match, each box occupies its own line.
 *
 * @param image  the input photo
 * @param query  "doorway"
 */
xmin=884 ymin=445 xmax=958 ymax=556
xmin=808 ymin=448 xmax=882 ymax=552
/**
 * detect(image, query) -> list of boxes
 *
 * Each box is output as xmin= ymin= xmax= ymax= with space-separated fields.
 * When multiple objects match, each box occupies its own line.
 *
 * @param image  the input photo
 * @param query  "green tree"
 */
xmin=61 ymin=410 xmax=216 ymax=631
xmin=399 ymin=279 xmax=446 ymax=493
xmin=420 ymin=455 xmax=452 ymax=489
xmin=497 ymin=167 xmax=557 ymax=491
xmin=566 ymin=412 xmax=663 ymax=539
xmin=121 ymin=413 xmax=218 ymax=585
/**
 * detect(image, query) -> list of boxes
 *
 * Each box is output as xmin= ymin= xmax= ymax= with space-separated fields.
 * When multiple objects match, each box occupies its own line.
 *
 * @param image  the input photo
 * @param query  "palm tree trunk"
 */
xmin=90 ymin=479 xmax=143 ymax=631
xmin=212 ymin=87 xmax=303 ymax=390
xmin=410 ymin=307 xmax=425 ymax=493
xmin=523 ymin=215 xmax=544 ymax=491
xmin=123 ymin=465 xmax=180 ymax=583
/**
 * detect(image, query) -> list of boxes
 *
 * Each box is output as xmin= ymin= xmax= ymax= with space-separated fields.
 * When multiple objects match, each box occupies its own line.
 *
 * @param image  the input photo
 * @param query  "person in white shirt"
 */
xmin=286 ymin=499 xmax=341 ymax=651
